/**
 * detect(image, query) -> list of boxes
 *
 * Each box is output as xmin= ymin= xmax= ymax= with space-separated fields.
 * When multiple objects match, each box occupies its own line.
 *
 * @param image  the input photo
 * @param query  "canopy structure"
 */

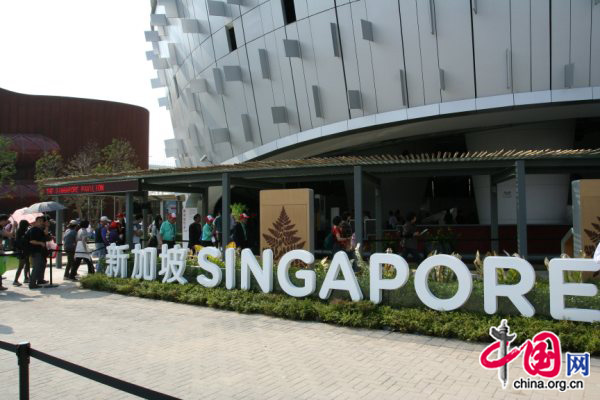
xmin=40 ymin=149 xmax=600 ymax=266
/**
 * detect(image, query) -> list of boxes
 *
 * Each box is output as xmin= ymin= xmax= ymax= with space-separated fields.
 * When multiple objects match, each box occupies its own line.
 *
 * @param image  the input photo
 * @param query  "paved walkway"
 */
xmin=0 ymin=268 xmax=598 ymax=400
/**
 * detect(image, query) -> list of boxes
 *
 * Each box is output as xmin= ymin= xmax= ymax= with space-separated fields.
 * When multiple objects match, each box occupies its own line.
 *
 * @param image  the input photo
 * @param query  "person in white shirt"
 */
xmin=132 ymin=214 xmax=143 ymax=246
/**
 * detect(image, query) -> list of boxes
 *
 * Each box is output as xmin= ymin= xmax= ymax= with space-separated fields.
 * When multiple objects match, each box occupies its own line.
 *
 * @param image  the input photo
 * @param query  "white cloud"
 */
xmin=0 ymin=0 xmax=175 ymax=166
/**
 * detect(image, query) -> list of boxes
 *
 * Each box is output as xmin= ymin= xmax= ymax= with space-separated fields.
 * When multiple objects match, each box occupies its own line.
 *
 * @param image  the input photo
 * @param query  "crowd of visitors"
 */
xmin=0 ymin=204 xmax=431 ymax=292
xmin=183 ymin=210 xmax=252 ymax=253
xmin=327 ymin=210 xmax=427 ymax=265
xmin=0 ymin=214 xmax=53 ymax=290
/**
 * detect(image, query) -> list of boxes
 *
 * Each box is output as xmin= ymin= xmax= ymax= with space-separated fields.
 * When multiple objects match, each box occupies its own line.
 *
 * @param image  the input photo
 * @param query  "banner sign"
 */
xmin=44 ymin=180 xmax=139 ymax=196
xmin=104 ymin=244 xmax=600 ymax=323
xmin=572 ymin=179 xmax=600 ymax=257
xmin=260 ymin=189 xmax=314 ymax=258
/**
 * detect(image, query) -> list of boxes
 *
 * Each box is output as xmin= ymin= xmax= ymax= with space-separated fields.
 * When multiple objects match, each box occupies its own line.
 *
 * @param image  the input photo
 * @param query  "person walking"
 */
xmin=0 ymin=214 xmax=13 ymax=253
xmin=12 ymin=220 xmax=31 ymax=286
xmin=148 ymin=215 xmax=163 ymax=248
xmin=62 ymin=220 xmax=78 ymax=280
xmin=201 ymin=215 xmax=215 ymax=247
xmin=0 ymin=214 xmax=12 ymax=290
xmin=401 ymin=211 xmax=423 ymax=263
xmin=213 ymin=211 xmax=222 ymax=249
xmin=93 ymin=216 xmax=110 ymax=273
xmin=132 ymin=214 xmax=143 ymax=247
xmin=232 ymin=213 xmax=249 ymax=249
xmin=106 ymin=221 xmax=120 ymax=245
xmin=26 ymin=216 xmax=48 ymax=289
xmin=188 ymin=214 xmax=202 ymax=252
xmin=330 ymin=216 xmax=347 ymax=256
xmin=159 ymin=213 xmax=177 ymax=248
xmin=70 ymin=220 xmax=95 ymax=280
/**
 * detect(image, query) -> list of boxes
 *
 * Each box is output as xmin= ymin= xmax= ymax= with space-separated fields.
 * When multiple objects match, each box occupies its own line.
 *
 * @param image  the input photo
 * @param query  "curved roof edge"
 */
xmin=0 ymin=87 xmax=150 ymax=116
xmin=222 ymin=87 xmax=600 ymax=165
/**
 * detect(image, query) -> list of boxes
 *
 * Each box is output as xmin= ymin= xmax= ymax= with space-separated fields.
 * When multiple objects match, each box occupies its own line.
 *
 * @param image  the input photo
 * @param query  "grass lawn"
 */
xmin=1 ymin=255 xmax=19 ymax=271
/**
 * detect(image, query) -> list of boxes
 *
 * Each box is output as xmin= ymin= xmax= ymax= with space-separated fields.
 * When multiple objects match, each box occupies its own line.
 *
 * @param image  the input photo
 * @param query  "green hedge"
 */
xmin=80 ymin=274 xmax=600 ymax=355
xmin=114 ymin=259 xmax=600 ymax=318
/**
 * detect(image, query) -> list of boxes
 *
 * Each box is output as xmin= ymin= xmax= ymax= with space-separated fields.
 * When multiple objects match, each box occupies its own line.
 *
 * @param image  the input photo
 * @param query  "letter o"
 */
xmin=414 ymin=254 xmax=473 ymax=311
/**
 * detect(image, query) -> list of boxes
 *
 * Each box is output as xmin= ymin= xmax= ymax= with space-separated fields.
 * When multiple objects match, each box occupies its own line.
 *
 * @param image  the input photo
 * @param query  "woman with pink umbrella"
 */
xmin=10 ymin=207 xmax=43 ymax=225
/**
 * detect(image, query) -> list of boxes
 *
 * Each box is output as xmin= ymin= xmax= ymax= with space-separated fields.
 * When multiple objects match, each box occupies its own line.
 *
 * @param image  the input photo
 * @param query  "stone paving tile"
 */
xmin=0 ymin=268 xmax=598 ymax=399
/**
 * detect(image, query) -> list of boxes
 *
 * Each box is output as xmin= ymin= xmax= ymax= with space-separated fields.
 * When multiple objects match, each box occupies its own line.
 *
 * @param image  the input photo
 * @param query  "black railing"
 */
xmin=0 ymin=340 xmax=179 ymax=400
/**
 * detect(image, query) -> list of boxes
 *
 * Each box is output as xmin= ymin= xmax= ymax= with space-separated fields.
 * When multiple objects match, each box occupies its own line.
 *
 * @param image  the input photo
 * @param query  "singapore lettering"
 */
xmin=105 ymin=244 xmax=600 ymax=323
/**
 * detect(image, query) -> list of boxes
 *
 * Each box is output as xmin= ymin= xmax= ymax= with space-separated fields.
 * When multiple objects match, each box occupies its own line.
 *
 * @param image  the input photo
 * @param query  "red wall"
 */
xmin=0 ymin=87 xmax=149 ymax=165
xmin=0 ymin=87 xmax=149 ymax=211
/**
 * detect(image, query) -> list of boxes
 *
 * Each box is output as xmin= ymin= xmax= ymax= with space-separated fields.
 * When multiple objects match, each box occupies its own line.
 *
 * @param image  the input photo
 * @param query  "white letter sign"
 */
xmin=196 ymin=247 xmax=223 ymax=288
xmin=414 ymin=255 xmax=472 ymax=311
xmin=241 ymin=249 xmax=274 ymax=293
xmin=483 ymin=256 xmax=535 ymax=317
xmin=319 ymin=251 xmax=363 ymax=301
xmin=158 ymin=244 xmax=188 ymax=284
xmin=548 ymin=258 xmax=600 ymax=322
xmin=105 ymin=243 xmax=130 ymax=278
xmin=277 ymin=249 xmax=316 ymax=297
xmin=131 ymin=244 xmax=157 ymax=281
xmin=369 ymin=253 xmax=409 ymax=304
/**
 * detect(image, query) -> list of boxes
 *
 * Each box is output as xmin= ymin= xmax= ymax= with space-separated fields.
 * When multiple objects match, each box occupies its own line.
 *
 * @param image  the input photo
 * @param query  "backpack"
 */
xmin=340 ymin=221 xmax=352 ymax=238
xmin=107 ymin=228 xmax=119 ymax=244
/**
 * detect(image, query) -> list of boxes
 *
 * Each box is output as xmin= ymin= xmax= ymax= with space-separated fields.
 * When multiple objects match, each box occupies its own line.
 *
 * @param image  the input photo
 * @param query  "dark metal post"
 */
xmin=125 ymin=193 xmax=134 ymax=249
xmin=222 ymin=173 xmax=230 ymax=250
xmin=54 ymin=196 xmax=63 ymax=270
xmin=141 ymin=193 xmax=148 ymax=248
xmin=515 ymin=160 xmax=528 ymax=259
xmin=176 ymin=196 xmax=183 ymax=241
xmin=490 ymin=181 xmax=499 ymax=253
xmin=202 ymin=188 xmax=209 ymax=218
xmin=375 ymin=186 xmax=383 ymax=253
xmin=353 ymin=166 xmax=363 ymax=247
xmin=16 ymin=341 xmax=30 ymax=400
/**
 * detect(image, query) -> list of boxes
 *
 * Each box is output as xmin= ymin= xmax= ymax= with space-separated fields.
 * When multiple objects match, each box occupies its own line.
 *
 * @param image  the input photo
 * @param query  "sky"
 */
xmin=0 ymin=0 xmax=175 ymax=166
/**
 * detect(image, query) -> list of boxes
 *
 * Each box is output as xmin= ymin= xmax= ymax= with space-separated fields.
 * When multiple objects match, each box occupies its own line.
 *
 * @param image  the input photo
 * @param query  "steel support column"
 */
xmin=222 ymin=173 xmax=230 ymax=250
xmin=141 ymin=193 xmax=149 ymax=248
xmin=176 ymin=197 xmax=182 ymax=237
xmin=375 ymin=186 xmax=383 ymax=253
xmin=354 ymin=166 xmax=363 ymax=247
xmin=125 ymin=192 xmax=134 ymax=249
xmin=515 ymin=161 xmax=528 ymax=259
xmin=490 ymin=180 xmax=499 ymax=253
xmin=201 ymin=188 xmax=209 ymax=218
xmin=54 ymin=196 xmax=63 ymax=269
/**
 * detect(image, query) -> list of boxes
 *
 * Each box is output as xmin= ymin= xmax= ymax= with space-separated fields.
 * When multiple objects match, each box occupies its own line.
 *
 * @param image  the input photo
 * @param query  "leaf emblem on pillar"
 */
xmin=262 ymin=206 xmax=305 ymax=260
xmin=583 ymin=216 xmax=600 ymax=257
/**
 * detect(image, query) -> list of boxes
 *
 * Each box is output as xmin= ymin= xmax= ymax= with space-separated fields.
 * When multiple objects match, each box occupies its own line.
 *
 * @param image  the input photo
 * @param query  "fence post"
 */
xmin=16 ymin=341 xmax=30 ymax=400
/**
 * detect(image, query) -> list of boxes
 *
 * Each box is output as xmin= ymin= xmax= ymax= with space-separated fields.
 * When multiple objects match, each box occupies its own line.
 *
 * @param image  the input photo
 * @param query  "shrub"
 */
xmin=80 ymin=274 xmax=600 ymax=355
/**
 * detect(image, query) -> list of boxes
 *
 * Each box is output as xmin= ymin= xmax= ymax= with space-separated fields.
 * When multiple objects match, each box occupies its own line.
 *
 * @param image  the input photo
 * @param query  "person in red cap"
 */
xmin=201 ymin=215 xmax=215 ymax=247
xmin=115 ymin=212 xmax=126 ymax=245
xmin=159 ymin=213 xmax=177 ymax=248
xmin=106 ymin=221 xmax=120 ymax=244
xmin=232 ymin=213 xmax=250 ymax=249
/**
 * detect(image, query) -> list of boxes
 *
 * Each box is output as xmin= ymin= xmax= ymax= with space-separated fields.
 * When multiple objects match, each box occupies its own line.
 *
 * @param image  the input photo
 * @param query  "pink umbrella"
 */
xmin=10 ymin=207 xmax=43 ymax=225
